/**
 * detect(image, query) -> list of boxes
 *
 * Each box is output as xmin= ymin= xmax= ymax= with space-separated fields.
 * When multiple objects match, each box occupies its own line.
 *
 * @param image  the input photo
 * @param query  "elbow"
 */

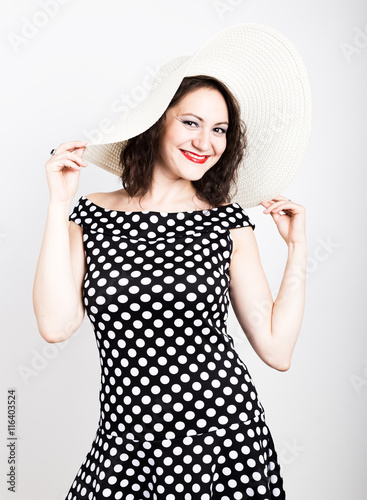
xmin=45 ymin=334 xmax=67 ymax=344
xmin=34 ymin=315 xmax=69 ymax=343
xmin=264 ymin=353 xmax=291 ymax=372
xmin=273 ymin=357 xmax=291 ymax=372
xmin=36 ymin=317 xmax=82 ymax=344
xmin=39 ymin=328 xmax=68 ymax=344
xmin=34 ymin=306 xmax=85 ymax=343
xmin=44 ymin=336 xmax=57 ymax=343
xmin=275 ymin=361 xmax=291 ymax=372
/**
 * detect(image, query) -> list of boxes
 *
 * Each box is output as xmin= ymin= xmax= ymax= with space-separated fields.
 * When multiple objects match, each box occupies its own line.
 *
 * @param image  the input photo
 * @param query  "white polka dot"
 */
xmin=65 ymin=197 xmax=285 ymax=499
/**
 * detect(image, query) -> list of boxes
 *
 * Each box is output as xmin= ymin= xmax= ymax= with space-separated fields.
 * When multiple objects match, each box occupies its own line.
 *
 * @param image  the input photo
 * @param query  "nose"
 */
xmin=191 ymin=128 xmax=211 ymax=152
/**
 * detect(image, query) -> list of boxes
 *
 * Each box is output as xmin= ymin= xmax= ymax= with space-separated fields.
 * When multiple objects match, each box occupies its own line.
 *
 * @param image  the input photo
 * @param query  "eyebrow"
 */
xmin=180 ymin=113 xmax=229 ymax=126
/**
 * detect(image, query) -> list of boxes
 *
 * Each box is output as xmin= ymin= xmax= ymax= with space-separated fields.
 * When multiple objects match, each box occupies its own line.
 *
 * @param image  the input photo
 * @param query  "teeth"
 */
xmin=184 ymin=150 xmax=207 ymax=159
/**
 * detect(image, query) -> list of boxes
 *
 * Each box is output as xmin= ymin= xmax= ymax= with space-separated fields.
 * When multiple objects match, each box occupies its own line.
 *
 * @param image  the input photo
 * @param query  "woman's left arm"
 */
xmin=229 ymin=195 xmax=308 ymax=372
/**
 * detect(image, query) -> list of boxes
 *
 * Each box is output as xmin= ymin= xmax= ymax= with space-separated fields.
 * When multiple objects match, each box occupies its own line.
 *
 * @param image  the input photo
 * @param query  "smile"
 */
xmin=180 ymin=149 xmax=211 ymax=164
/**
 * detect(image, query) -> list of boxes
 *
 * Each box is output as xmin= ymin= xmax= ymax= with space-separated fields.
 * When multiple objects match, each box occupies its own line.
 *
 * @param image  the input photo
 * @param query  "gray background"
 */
xmin=1 ymin=0 xmax=366 ymax=498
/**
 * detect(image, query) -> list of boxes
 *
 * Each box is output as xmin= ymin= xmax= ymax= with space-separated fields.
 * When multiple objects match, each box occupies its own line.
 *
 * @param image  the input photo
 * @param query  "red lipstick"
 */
xmin=180 ymin=149 xmax=210 ymax=164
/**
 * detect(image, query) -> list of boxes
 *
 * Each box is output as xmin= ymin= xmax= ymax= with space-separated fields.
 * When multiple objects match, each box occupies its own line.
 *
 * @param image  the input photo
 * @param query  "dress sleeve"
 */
xmin=226 ymin=204 xmax=256 ymax=231
xmin=239 ymin=211 xmax=255 ymax=231
xmin=68 ymin=195 xmax=85 ymax=228
xmin=244 ymin=215 xmax=255 ymax=231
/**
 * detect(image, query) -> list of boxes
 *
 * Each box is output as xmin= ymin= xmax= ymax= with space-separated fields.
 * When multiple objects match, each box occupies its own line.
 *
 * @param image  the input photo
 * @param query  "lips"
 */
xmin=180 ymin=149 xmax=211 ymax=164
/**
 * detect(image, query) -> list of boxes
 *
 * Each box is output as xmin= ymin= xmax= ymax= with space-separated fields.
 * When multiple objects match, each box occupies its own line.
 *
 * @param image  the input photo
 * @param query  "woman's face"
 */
xmin=155 ymin=87 xmax=229 ymax=182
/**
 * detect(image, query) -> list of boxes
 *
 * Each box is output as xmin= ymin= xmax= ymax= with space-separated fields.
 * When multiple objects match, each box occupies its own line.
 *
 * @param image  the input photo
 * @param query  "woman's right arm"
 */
xmin=32 ymin=141 xmax=88 ymax=343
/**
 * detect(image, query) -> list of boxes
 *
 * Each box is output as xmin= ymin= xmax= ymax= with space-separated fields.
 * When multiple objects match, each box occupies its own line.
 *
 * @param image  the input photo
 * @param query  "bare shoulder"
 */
xmin=84 ymin=189 xmax=124 ymax=209
xmin=229 ymin=223 xmax=257 ymax=258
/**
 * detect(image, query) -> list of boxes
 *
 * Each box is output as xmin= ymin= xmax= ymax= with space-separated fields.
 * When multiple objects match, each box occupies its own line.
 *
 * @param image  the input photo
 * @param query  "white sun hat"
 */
xmin=81 ymin=22 xmax=312 ymax=209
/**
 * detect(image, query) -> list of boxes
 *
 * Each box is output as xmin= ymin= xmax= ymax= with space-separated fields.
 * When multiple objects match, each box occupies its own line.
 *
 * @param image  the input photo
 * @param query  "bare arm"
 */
xmin=229 ymin=230 xmax=307 ymax=371
xmin=33 ymin=202 xmax=86 ymax=342
xmin=32 ymin=141 xmax=88 ymax=343
xmin=229 ymin=196 xmax=308 ymax=371
xmin=271 ymin=242 xmax=307 ymax=366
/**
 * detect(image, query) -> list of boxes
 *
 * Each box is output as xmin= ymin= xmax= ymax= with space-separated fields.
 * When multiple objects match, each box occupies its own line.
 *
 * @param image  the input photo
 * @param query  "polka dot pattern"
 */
xmin=65 ymin=196 xmax=285 ymax=499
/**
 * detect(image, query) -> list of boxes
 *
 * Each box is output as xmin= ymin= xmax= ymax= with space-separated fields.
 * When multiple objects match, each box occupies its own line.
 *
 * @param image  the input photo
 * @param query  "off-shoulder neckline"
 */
xmin=81 ymin=196 xmax=239 ymax=216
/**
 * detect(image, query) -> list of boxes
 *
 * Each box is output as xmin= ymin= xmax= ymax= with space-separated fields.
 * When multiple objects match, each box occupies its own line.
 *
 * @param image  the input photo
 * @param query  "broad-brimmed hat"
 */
xmin=82 ymin=23 xmax=312 ymax=208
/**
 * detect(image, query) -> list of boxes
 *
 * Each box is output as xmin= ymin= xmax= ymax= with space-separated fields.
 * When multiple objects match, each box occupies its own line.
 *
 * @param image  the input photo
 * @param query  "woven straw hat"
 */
xmin=82 ymin=23 xmax=312 ymax=208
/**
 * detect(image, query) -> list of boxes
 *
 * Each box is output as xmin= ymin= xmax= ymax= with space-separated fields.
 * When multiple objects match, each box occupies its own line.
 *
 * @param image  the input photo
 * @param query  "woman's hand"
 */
xmin=45 ymin=140 xmax=88 ymax=203
xmin=260 ymin=195 xmax=307 ymax=246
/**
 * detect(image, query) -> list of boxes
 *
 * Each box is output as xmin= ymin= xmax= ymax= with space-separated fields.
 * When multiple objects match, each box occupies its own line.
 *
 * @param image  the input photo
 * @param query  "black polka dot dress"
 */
xmin=65 ymin=195 xmax=286 ymax=500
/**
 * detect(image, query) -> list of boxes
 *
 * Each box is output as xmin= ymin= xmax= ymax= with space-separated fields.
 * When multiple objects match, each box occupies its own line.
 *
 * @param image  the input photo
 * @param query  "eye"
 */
xmin=183 ymin=120 xmax=198 ymax=128
xmin=214 ymin=127 xmax=227 ymax=135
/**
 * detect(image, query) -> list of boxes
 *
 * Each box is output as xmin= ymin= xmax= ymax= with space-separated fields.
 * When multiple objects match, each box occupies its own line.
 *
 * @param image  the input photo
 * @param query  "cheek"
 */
xmin=215 ymin=137 xmax=227 ymax=156
xmin=166 ymin=123 xmax=186 ymax=146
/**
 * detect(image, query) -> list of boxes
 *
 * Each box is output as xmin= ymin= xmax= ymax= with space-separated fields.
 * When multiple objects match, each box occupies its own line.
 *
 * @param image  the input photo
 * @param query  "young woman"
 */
xmin=33 ymin=23 xmax=311 ymax=500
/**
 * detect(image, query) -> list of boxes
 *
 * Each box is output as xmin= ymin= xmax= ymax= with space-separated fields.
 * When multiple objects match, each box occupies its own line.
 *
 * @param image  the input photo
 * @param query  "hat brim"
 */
xmin=82 ymin=23 xmax=312 ymax=209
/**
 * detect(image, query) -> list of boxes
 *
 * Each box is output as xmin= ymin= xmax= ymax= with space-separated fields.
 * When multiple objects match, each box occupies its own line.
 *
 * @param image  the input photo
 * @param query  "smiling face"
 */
xmin=154 ymin=87 xmax=229 ymax=182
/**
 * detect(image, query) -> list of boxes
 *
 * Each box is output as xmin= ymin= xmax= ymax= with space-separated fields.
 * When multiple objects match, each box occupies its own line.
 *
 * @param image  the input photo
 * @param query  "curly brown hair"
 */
xmin=120 ymin=75 xmax=248 ymax=208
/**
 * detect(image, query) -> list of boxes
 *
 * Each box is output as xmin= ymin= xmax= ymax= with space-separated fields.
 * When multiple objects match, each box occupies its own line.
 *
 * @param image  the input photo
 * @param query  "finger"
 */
xmin=54 ymin=141 xmax=88 ymax=155
xmin=74 ymin=147 xmax=87 ymax=158
xmin=52 ymin=159 xmax=82 ymax=171
xmin=50 ymin=150 xmax=87 ymax=166
xmin=263 ymin=201 xmax=293 ymax=213
xmin=263 ymin=200 xmax=288 ymax=210
xmin=261 ymin=196 xmax=289 ymax=205
xmin=269 ymin=195 xmax=291 ymax=201
xmin=64 ymin=151 xmax=88 ymax=165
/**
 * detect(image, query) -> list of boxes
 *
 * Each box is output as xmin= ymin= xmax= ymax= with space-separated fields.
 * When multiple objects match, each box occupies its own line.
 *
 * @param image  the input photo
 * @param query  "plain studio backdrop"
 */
xmin=1 ymin=0 xmax=366 ymax=498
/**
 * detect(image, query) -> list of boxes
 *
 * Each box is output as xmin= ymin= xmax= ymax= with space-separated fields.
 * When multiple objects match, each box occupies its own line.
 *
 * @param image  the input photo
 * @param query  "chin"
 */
xmin=180 ymin=159 xmax=217 ymax=173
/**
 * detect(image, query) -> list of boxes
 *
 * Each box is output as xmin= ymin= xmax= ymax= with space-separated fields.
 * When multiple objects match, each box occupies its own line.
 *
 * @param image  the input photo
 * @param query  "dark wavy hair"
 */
xmin=120 ymin=75 xmax=248 ymax=208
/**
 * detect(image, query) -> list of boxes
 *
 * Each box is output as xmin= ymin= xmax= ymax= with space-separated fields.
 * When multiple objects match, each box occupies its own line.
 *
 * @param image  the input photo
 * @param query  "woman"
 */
xmin=33 ymin=23 xmax=311 ymax=499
